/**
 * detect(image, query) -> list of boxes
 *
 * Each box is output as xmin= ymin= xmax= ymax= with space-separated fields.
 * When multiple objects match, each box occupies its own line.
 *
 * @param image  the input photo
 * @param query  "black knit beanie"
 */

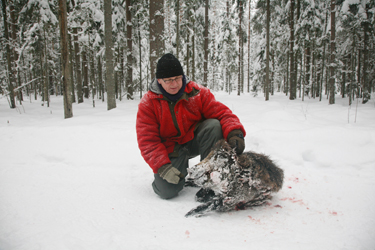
xmin=156 ymin=53 xmax=184 ymax=79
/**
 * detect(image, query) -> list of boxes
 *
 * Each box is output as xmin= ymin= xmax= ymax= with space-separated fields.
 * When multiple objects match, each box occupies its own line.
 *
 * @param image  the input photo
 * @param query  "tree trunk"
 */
xmin=297 ymin=50 xmax=301 ymax=98
xmin=265 ymin=0 xmax=270 ymax=101
xmin=68 ymin=33 xmax=76 ymax=103
xmin=238 ymin=0 xmax=243 ymax=96
xmin=73 ymin=27 xmax=83 ymax=103
xmin=126 ymin=0 xmax=133 ymax=99
xmin=329 ymin=0 xmax=336 ymax=104
xmin=119 ymin=46 xmax=124 ymax=100
xmin=241 ymin=18 xmax=244 ymax=93
xmin=2 ymin=0 xmax=16 ymax=108
xmin=58 ymin=0 xmax=73 ymax=118
xmin=349 ymin=36 xmax=355 ymax=105
xmin=104 ymin=0 xmax=116 ymax=110
xmin=361 ymin=4 xmax=371 ymax=103
xmin=9 ymin=0 xmax=22 ymax=103
xmin=358 ymin=50 xmax=362 ymax=96
xmin=98 ymin=51 xmax=103 ymax=101
xmin=82 ymin=47 xmax=89 ymax=98
xmin=272 ymin=48 xmax=275 ymax=94
xmin=286 ymin=50 xmax=289 ymax=95
xmin=176 ymin=0 xmax=180 ymax=58
xmin=186 ymin=33 xmax=190 ymax=77
xmin=294 ymin=0 xmax=300 ymax=98
xmin=212 ymin=3 xmax=217 ymax=90
xmin=312 ymin=34 xmax=317 ymax=98
xmin=114 ymin=49 xmax=118 ymax=99
xmin=203 ymin=0 xmax=209 ymax=87
xmin=342 ymin=57 xmax=346 ymax=98
xmin=247 ymin=1 xmax=251 ymax=93
xmin=320 ymin=10 xmax=328 ymax=102
xmin=289 ymin=0 xmax=296 ymax=100
xmin=305 ymin=44 xmax=311 ymax=98
xmin=149 ymin=0 xmax=165 ymax=78
xmin=43 ymin=28 xmax=50 ymax=107
xmin=33 ymin=69 xmax=38 ymax=100
xmin=89 ymin=43 xmax=96 ymax=98
xmin=192 ymin=6 xmax=196 ymax=81
xmin=137 ymin=14 xmax=142 ymax=99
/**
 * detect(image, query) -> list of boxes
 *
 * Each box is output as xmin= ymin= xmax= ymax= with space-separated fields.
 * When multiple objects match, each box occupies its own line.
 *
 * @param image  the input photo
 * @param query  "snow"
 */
xmin=1 ymin=92 xmax=375 ymax=250
xmin=341 ymin=0 xmax=360 ymax=13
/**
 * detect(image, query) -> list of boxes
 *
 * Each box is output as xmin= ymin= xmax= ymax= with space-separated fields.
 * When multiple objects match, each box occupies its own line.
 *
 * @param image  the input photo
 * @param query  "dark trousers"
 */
xmin=152 ymin=119 xmax=223 ymax=199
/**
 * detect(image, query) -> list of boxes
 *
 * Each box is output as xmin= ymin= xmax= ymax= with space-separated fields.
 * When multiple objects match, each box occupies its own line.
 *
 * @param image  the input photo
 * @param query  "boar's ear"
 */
xmin=214 ymin=140 xmax=235 ymax=159
xmin=213 ymin=139 xmax=234 ymax=155
xmin=222 ymin=139 xmax=233 ymax=152
xmin=212 ymin=139 xmax=228 ymax=150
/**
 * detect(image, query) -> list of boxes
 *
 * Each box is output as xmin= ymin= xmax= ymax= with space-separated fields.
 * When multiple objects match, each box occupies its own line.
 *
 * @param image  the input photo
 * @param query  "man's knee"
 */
xmin=196 ymin=119 xmax=223 ymax=159
xmin=199 ymin=119 xmax=222 ymax=139
xmin=207 ymin=119 xmax=222 ymax=138
xmin=152 ymin=174 xmax=184 ymax=199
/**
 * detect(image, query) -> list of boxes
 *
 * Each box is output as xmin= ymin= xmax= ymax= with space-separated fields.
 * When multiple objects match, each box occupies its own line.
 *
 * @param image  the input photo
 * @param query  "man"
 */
xmin=136 ymin=53 xmax=246 ymax=199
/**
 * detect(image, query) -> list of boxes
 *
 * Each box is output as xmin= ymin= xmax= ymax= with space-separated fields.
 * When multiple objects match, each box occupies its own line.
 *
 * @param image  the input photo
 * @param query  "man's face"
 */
xmin=158 ymin=75 xmax=183 ymax=95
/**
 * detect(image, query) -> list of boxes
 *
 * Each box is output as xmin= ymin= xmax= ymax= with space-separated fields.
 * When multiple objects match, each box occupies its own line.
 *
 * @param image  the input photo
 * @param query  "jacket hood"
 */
xmin=149 ymin=75 xmax=191 ymax=95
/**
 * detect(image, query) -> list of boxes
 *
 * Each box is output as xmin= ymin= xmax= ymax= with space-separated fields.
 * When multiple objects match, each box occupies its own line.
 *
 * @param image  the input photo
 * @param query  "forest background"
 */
xmin=0 ymin=0 xmax=374 ymax=118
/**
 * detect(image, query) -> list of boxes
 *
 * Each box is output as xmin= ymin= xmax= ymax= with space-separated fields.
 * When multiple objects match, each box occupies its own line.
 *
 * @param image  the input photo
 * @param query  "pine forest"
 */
xmin=1 ymin=0 xmax=374 ymax=118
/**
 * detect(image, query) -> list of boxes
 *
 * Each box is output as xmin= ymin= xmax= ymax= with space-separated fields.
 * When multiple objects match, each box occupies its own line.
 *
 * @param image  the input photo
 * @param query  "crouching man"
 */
xmin=136 ymin=53 xmax=246 ymax=199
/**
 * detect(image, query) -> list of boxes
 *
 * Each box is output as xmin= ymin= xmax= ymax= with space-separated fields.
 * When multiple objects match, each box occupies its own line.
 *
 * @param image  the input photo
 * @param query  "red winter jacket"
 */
xmin=136 ymin=78 xmax=246 ymax=173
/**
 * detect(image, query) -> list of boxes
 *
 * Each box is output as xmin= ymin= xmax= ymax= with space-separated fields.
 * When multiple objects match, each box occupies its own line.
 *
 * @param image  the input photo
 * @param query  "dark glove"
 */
xmin=227 ymin=129 xmax=245 ymax=155
xmin=158 ymin=164 xmax=184 ymax=184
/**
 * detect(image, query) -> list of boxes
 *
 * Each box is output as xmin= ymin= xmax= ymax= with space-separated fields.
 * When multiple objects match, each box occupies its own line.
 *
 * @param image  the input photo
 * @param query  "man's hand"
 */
xmin=228 ymin=129 xmax=245 ymax=155
xmin=158 ymin=164 xmax=184 ymax=184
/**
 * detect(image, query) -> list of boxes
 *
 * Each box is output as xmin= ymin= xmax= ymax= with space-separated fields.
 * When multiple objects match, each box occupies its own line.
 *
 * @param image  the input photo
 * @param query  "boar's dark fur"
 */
xmin=185 ymin=140 xmax=284 ymax=217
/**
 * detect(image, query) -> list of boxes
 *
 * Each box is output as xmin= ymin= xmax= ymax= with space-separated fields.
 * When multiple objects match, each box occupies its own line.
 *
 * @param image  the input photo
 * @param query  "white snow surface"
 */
xmin=1 ymin=92 xmax=375 ymax=250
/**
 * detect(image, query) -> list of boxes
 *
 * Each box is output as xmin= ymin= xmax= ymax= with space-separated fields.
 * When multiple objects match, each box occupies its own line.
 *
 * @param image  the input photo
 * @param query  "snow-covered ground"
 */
xmin=1 ymin=92 xmax=374 ymax=250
